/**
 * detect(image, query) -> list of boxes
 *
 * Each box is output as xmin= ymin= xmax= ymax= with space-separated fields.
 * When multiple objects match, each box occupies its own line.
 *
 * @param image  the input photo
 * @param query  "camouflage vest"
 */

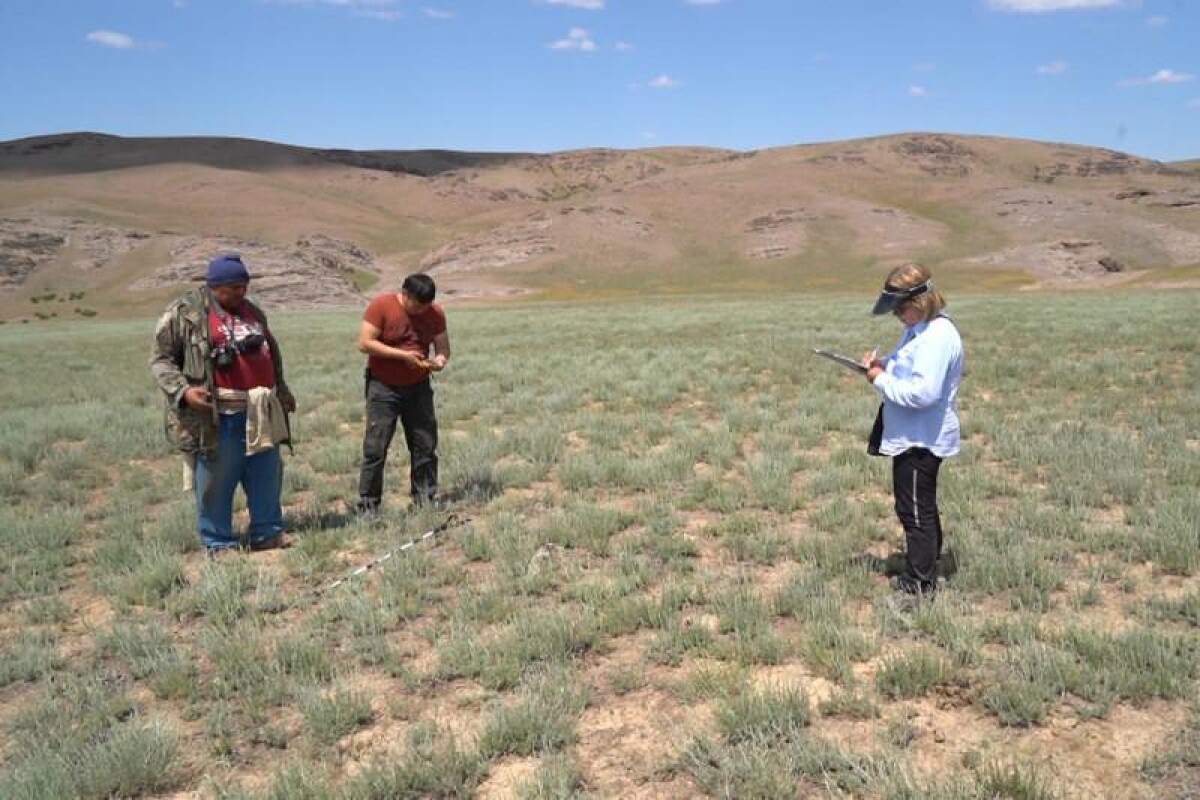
xmin=150 ymin=287 xmax=288 ymax=458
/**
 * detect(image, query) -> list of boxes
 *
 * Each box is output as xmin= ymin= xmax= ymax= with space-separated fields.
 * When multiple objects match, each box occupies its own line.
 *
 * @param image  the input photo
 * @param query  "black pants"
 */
xmin=358 ymin=377 xmax=438 ymax=505
xmin=893 ymin=447 xmax=943 ymax=585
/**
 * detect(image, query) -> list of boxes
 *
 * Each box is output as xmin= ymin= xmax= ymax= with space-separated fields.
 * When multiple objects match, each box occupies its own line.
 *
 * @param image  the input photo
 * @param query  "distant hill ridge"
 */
xmin=1 ymin=131 xmax=1197 ymax=319
xmin=0 ymin=131 xmax=530 ymax=177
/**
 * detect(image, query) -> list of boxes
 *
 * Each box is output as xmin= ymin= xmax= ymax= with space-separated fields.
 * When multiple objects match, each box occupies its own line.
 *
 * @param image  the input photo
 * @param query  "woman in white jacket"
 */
xmin=864 ymin=263 xmax=964 ymax=597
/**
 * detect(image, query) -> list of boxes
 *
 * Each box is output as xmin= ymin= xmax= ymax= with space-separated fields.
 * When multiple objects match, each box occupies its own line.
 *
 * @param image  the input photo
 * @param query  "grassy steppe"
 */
xmin=1 ymin=291 xmax=1198 ymax=799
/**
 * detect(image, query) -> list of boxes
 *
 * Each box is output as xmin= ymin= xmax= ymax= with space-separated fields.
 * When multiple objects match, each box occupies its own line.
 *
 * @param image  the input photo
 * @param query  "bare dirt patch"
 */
xmin=574 ymin=685 xmax=703 ymax=798
xmin=476 ymin=755 xmax=539 ymax=799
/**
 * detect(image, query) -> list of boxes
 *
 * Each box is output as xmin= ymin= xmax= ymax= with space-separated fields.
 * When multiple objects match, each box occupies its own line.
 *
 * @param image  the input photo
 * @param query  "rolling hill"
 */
xmin=1 ymin=131 xmax=1198 ymax=319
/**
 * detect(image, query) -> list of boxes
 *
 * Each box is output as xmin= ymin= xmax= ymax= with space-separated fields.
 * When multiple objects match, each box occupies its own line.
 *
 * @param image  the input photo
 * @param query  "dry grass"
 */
xmin=0 ymin=289 xmax=1198 ymax=798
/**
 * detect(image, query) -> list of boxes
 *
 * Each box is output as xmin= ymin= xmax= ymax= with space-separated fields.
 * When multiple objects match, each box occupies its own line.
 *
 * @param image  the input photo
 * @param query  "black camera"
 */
xmin=211 ymin=333 xmax=266 ymax=369
xmin=211 ymin=344 xmax=236 ymax=369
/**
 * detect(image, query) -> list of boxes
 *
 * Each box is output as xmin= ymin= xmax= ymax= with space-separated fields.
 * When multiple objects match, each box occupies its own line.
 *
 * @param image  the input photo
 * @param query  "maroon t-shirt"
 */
xmin=209 ymin=305 xmax=277 ymax=391
xmin=363 ymin=294 xmax=446 ymax=386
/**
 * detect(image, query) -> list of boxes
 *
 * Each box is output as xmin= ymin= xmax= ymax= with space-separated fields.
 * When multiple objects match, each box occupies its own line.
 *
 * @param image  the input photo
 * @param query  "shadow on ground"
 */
xmin=285 ymin=475 xmax=501 ymax=534
xmin=288 ymin=508 xmax=357 ymax=534
xmin=855 ymin=548 xmax=959 ymax=578
xmin=442 ymin=475 xmax=504 ymax=505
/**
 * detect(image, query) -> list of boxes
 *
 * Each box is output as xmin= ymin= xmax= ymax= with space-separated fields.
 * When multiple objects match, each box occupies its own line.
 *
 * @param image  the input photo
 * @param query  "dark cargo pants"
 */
xmin=358 ymin=376 xmax=438 ymax=507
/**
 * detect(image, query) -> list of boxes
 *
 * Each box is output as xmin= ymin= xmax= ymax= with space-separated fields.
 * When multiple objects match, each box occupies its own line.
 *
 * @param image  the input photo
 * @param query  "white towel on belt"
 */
xmin=246 ymin=386 xmax=288 ymax=455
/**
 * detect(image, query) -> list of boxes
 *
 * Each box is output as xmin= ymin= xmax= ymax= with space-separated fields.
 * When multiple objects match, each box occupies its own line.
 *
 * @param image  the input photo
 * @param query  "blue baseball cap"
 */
xmin=206 ymin=254 xmax=251 ymax=287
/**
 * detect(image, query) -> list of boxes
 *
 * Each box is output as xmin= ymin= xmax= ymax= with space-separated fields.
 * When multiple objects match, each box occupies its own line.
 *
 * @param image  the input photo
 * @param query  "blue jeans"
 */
xmin=194 ymin=412 xmax=284 ymax=550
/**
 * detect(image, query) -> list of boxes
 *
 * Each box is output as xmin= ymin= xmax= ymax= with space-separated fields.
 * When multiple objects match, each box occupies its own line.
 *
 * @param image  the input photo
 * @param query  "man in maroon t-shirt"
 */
xmin=356 ymin=273 xmax=451 ymax=512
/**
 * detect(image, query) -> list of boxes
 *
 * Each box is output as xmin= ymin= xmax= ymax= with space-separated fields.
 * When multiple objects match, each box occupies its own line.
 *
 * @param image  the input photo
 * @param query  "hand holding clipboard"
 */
xmin=811 ymin=348 xmax=870 ymax=375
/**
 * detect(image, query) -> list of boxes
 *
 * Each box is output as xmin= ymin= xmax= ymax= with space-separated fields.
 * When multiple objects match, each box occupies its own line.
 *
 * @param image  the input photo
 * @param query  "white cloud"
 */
xmin=422 ymin=7 xmax=455 ymax=19
xmin=1146 ymin=14 xmax=1168 ymax=26
xmin=1148 ymin=69 xmax=1195 ymax=84
xmin=684 ymin=0 xmax=723 ymax=5
xmin=1188 ymin=98 xmax=1200 ymax=109
xmin=908 ymin=85 xmax=928 ymax=97
xmin=649 ymin=74 xmax=681 ymax=89
xmin=86 ymin=30 xmax=136 ymax=49
xmin=267 ymin=0 xmax=402 ymax=12
xmin=549 ymin=27 xmax=597 ymax=51
xmin=356 ymin=9 xmax=402 ymax=20
xmin=1120 ymin=68 xmax=1195 ymax=86
xmin=1037 ymin=60 xmax=1069 ymax=74
xmin=615 ymin=41 xmax=634 ymax=51
xmin=266 ymin=0 xmax=406 ymax=21
xmin=545 ymin=0 xmax=604 ymax=9
xmin=988 ymin=0 xmax=1125 ymax=11
xmin=913 ymin=62 xmax=936 ymax=73
xmin=173 ymin=0 xmax=187 ymax=8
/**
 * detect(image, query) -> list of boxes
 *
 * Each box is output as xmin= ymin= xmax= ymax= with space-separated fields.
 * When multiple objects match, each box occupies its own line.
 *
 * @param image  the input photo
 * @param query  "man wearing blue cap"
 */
xmin=150 ymin=254 xmax=297 ymax=557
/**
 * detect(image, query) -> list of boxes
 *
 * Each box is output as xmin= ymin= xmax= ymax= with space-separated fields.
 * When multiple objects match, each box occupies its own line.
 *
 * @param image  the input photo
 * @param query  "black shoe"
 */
xmin=206 ymin=545 xmax=239 ymax=561
xmin=412 ymin=494 xmax=447 ymax=511
xmin=882 ymin=550 xmax=958 ymax=579
xmin=249 ymin=533 xmax=292 ymax=552
xmin=890 ymin=574 xmax=937 ymax=597
xmin=354 ymin=497 xmax=381 ymax=518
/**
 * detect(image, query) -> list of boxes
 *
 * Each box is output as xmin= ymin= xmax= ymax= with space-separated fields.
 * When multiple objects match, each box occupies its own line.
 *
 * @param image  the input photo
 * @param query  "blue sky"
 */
xmin=1 ymin=0 xmax=1196 ymax=161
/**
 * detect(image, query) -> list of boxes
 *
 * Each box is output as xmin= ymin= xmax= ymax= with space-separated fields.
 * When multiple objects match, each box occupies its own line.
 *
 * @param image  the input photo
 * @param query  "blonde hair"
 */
xmin=884 ymin=262 xmax=946 ymax=321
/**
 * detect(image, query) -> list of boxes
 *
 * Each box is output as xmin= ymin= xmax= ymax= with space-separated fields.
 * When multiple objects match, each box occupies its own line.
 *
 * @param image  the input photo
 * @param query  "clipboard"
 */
xmin=812 ymin=348 xmax=869 ymax=375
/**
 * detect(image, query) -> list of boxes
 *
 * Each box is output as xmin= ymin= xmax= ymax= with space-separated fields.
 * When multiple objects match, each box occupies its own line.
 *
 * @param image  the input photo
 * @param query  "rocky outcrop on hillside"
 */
xmin=0 ymin=218 xmax=65 ymax=290
xmin=988 ymin=189 xmax=1100 ymax=227
xmin=429 ymin=149 xmax=729 ymax=205
xmin=560 ymin=205 xmax=654 ymax=237
xmin=419 ymin=205 xmax=654 ymax=274
xmin=0 ymin=216 xmax=153 ymax=290
xmin=855 ymin=205 xmax=947 ymax=256
xmin=75 ymin=226 xmax=153 ymax=270
xmin=965 ymin=239 xmax=1125 ymax=278
xmin=3 ymin=132 xmax=1198 ymax=309
xmin=740 ymin=202 xmax=944 ymax=261
xmin=535 ymin=150 xmax=669 ymax=190
xmin=420 ymin=213 xmax=555 ymax=275
xmin=1033 ymin=150 xmax=1161 ymax=181
xmin=0 ymin=213 xmax=376 ymax=306
xmin=1112 ymin=187 xmax=1200 ymax=208
xmin=893 ymin=135 xmax=977 ymax=177
xmin=132 ymin=233 xmax=376 ymax=308
xmin=980 ymin=188 xmax=1200 ymax=267
xmin=806 ymin=148 xmax=872 ymax=169
xmin=744 ymin=208 xmax=815 ymax=259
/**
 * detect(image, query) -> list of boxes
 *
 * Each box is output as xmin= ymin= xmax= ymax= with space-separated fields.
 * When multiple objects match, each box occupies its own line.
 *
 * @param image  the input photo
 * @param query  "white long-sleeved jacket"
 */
xmin=872 ymin=314 xmax=964 ymax=458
